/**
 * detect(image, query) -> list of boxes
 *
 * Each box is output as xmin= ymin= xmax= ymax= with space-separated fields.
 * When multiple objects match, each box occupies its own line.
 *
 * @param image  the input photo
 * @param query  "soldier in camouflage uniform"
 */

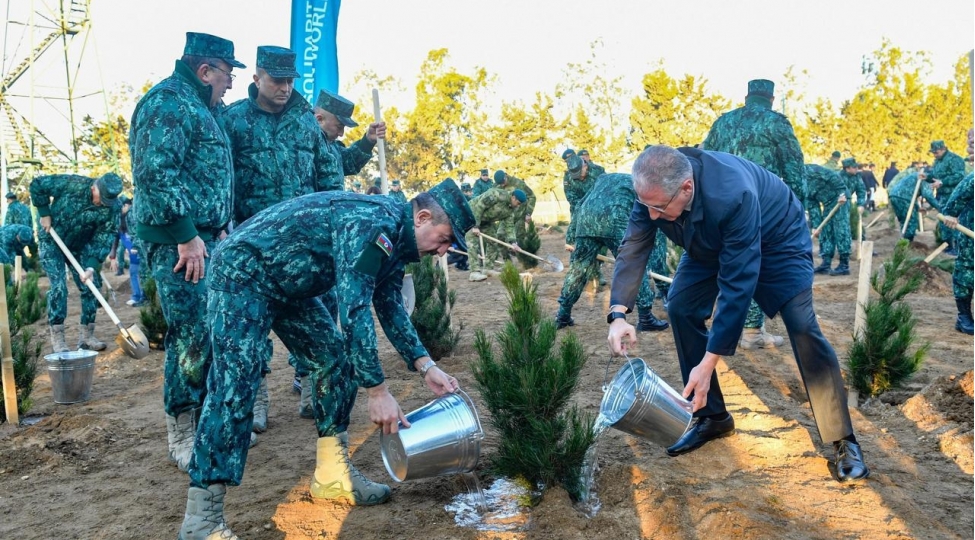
xmin=555 ymin=172 xmax=669 ymax=331
xmin=465 ymin=186 xmax=523 ymax=282
xmin=30 ymin=173 xmax=121 ymax=353
xmin=5 ymin=191 xmax=37 ymax=265
xmin=221 ymin=46 xmax=343 ymax=432
xmin=702 ymin=79 xmax=805 ymax=349
xmin=129 ymin=32 xmax=243 ymax=474
xmin=563 ymin=155 xmax=602 ymax=245
xmin=888 ymin=167 xmax=940 ymax=242
xmin=313 ymin=89 xmax=386 ymax=188
xmin=460 ymin=182 xmax=473 ymax=200
xmin=805 ymin=164 xmax=848 ymax=272
xmin=942 ymin=162 xmax=973 ymax=335
xmin=813 ymin=158 xmax=865 ymax=276
xmin=388 ymin=179 xmax=409 ymax=205
xmin=471 ymin=169 xmax=493 ymax=198
xmin=929 ymin=140 xmax=967 ymax=255
xmin=0 ymin=224 xmax=35 ymax=265
xmin=178 ymin=180 xmax=473 ymax=539
xmin=494 ymin=170 xmax=535 ymax=223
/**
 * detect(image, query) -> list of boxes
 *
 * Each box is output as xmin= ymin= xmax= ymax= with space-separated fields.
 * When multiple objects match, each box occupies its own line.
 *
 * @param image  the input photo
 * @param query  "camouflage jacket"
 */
xmin=469 ymin=187 xmax=517 ymax=242
xmin=823 ymin=157 xmax=841 ymax=172
xmin=886 ymin=166 xmax=918 ymax=192
xmin=931 ymin=150 xmax=967 ymax=200
xmin=803 ymin=164 xmax=846 ymax=208
xmin=702 ymin=97 xmax=806 ymax=199
xmin=564 ymin=164 xmax=603 ymax=243
xmin=210 ymin=193 xmax=427 ymax=388
xmin=29 ymin=174 xmax=119 ymax=270
xmin=129 ymin=60 xmax=233 ymax=244
xmin=221 ymin=83 xmax=340 ymax=225
xmin=324 ymin=135 xmax=375 ymax=188
xmin=840 ymin=170 xmax=867 ymax=207
xmin=575 ymin=173 xmax=635 ymax=240
xmin=887 ymin=171 xmax=940 ymax=210
xmin=943 ymin=173 xmax=973 ymax=230
xmin=0 ymin=224 xmax=35 ymax=263
xmin=503 ymin=176 xmax=536 ymax=215
xmin=471 ymin=178 xmax=494 ymax=198
xmin=387 ymin=189 xmax=409 ymax=205
xmin=4 ymin=200 xmax=33 ymax=230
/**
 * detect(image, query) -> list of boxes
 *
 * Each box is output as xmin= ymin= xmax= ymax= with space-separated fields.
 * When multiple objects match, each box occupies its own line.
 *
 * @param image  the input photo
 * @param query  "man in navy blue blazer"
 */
xmin=607 ymin=145 xmax=868 ymax=483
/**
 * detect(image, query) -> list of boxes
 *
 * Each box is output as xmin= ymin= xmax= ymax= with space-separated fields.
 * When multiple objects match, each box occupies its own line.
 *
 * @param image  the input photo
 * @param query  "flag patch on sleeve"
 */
xmin=375 ymin=232 xmax=393 ymax=256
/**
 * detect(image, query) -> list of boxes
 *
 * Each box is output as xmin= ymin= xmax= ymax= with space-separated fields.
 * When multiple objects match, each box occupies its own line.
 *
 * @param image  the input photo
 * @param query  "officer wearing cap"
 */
xmin=4 ymin=190 xmax=36 ymax=265
xmin=813 ymin=158 xmax=865 ymax=276
xmin=0 ymin=223 xmax=35 ymax=265
xmin=825 ymin=151 xmax=842 ymax=171
xmin=313 ymin=89 xmax=387 ymax=189
xmin=930 ymin=139 xmax=967 ymax=255
xmin=460 ymin=182 xmax=473 ymax=201
xmin=179 ymin=179 xmax=473 ymax=538
xmin=388 ymin=179 xmax=408 ymax=205
xmin=494 ymin=170 xmax=536 ymax=224
xmin=702 ymin=78 xmax=805 ymax=350
xmin=465 ymin=181 xmax=524 ymax=282
xmin=472 ymin=168 xmax=493 ymax=198
xmin=30 ymin=172 xmax=121 ymax=354
xmin=563 ymin=156 xmax=600 ymax=245
xmin=888 ymin=166 xmax=941 ymax=243
xmin=130 ymin=31 xmax=244 ymax=473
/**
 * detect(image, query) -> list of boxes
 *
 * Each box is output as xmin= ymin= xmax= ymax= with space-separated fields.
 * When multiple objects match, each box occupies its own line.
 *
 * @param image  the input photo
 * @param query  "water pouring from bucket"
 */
xmin=380 ymin=389 xmax=484 ymax=482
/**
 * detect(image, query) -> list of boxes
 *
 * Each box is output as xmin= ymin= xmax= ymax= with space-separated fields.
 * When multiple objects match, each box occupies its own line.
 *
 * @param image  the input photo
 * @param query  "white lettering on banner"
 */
xmin=298 ymin=0 xmax=329 ymax=100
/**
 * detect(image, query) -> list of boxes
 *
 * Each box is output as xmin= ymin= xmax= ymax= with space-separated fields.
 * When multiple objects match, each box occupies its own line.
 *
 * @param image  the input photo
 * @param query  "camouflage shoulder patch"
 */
xmin=354 ymin=230 xmax=393 ymax=278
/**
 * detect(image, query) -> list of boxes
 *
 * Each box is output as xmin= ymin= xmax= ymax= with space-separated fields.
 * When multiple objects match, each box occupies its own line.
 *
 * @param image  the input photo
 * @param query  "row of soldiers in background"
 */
xmin=464 ymin=169 xmax=536 ymax=281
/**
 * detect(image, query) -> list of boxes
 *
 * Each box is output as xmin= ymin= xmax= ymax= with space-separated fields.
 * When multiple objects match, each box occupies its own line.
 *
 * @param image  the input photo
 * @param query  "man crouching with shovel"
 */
xmin=606 ymin=145 xmax=869 ymax=485
xmin=179 ymin=179 xmax=472 ymax=539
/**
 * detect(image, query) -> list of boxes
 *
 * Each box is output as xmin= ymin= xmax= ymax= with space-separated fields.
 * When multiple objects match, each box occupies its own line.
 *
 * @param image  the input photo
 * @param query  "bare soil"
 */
xmin=1 ymin=214 xmax=972 ymax=539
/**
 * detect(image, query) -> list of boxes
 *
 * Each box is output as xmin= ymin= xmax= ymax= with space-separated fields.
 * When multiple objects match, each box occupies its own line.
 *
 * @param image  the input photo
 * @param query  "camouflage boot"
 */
xmin=310 ymin=432 xmax=391 ymax=505
xmin=252 ymin=377 xmax=269 ymax=433
xmin=298 ymin=376 xmax=314 ymax=419
xmin=49 ymin=324 xmax=70 ymax=353
xmin=77 ymin=323 xmax=107 ymax=351
xmin=178 ymin=484 xmax=237 ymax=540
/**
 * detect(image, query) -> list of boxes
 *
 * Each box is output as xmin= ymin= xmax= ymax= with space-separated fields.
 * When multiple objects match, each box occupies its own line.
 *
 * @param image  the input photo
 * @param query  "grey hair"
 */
xmin=181 ymin=54 xmax=222 ymax=72
xmin=631 ymin=145 xmax=692 ymax=196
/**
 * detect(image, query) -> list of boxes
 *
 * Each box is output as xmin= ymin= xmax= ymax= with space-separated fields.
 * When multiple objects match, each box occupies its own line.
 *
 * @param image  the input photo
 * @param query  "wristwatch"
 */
xmin=607 ymin=311 xmax=627 ymax=324
xmin=419 ymin=359 xmax=436 ymax=377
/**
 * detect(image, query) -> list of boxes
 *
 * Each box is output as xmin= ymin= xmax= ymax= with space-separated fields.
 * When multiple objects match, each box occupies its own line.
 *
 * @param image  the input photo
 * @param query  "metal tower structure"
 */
xmin=1 ymin=0 xmax=96 ymax=208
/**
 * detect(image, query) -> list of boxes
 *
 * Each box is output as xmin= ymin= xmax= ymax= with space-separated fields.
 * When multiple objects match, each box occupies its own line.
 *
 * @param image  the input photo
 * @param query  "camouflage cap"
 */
xmin=427 ymin=178 xmax=476 ymax=242
xmin=183 ymin=32 xmax=246 ymax=68
xmin=930 ymin=140 xmax=946 ymax=153
xmin=493 ymin=170 xmax=507 ymax=184
xmin=256 ymin=46 xmax=300 ymax=78
xmin=578 ymin=149 xmax=590 ymax=156
xmin=460 ymin=182 xmax=472 ymax=191
xmin=831 ymin=151 xmax=842 ymax=158
xmin=353 ymin=181 xmax=362 ymax=188
xmin=4 ymin=192 xmax=14 ymax=199
xmin=841 ymin=157 xmax=858 ymax=169
xmin=315 ymin=89 xmax=358 ymax=128
xmin=561 ymin=148 xmax=576 ymax=160
xmin=391 ymin=179 xmax=401 ymax=186
xmin=567 ymin=155 xmax=584 ymax=179
xmin=480 ymin=169 xmax=489 ymax=176
xmin=511 ymin=189 xmax=527 ymax=203
xmin=747 ymin=79 xmax=774 ymax=99
xmin=373 ymin=177 xmax=382 ymax=187
xmin=95 ymin=172 xmax=123 ymax=202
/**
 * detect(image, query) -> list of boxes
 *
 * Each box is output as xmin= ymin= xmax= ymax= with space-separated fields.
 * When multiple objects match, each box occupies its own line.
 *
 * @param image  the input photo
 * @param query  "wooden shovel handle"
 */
xmin=372 ymin=89 xmax=388 ymax=194
xmin=813 ymin=201 xmax=844 ymax=237
xmin=47 ymin=228 xmax=122 ymax=326
xmin=937 ymin=213 xmax=975 ymax=239
xmin=564 ymin=244 xmax=673 ymax=284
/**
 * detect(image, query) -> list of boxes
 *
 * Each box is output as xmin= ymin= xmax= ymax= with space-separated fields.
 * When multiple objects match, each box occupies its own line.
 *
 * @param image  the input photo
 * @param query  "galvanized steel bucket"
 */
xmin=381 ymin=390 xmax=483 ymax=482
xmin=44 ymin=350 xmax=98 ymax=404
xmin=600 ymin=357 xmax=693 ymax=447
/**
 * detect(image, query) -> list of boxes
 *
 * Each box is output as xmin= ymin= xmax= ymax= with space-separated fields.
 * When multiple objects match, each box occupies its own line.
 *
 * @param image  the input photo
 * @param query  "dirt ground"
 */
xmin=1 ymin=212 xmax=972 ymax=540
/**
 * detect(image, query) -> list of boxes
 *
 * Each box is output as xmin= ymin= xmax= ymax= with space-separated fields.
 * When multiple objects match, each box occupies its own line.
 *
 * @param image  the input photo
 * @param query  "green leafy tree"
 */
xmin=629 ymin=65 xmax=730 ymax=151
xmin=471 ymin=263 xmax=595 ymax=501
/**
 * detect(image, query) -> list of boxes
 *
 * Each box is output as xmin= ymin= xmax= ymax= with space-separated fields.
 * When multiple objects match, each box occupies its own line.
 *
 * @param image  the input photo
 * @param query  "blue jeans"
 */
xmin=120 ymin=233 xmax=144 ymax=302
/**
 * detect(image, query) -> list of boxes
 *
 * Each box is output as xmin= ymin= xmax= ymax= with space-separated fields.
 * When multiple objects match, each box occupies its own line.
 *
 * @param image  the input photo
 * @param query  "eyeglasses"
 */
xmin=207 ymin=64 xmax=236 ymax=81
xmin=638 ymin=187 xmax=681 ymax=213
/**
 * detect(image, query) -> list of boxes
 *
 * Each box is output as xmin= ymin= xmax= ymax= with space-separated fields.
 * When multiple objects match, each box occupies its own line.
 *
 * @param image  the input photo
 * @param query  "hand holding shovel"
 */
xmin=812 ymin=199 xmax=845 ymax=238
xmin=937 ymin=213 xmax=975 ymax=239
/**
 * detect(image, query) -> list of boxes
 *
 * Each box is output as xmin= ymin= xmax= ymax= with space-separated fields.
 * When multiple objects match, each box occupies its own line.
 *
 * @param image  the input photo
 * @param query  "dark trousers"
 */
xmin=668 ymin=285 xmax=853 ymax=444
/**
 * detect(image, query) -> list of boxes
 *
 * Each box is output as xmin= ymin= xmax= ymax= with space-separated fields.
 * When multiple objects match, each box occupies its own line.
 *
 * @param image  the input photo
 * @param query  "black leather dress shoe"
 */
xmin=666 ymin=414 xmax=735 ymax=457
xmin=834 ymin=440 xmax=870 ymax=483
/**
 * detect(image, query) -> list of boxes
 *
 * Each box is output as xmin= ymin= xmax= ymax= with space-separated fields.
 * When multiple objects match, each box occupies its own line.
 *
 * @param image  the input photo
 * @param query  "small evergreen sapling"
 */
xmin=405 ymin=255 xmax=461 ymax=361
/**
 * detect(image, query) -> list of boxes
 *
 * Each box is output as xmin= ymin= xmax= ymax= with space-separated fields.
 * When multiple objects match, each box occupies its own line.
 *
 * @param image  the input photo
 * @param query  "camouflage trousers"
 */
xmin=189 ymin=277 xmax=354 ymax=488
xmin=808 ymin=203 xmax=824 ymax=255
xmin=285 ymin=291 xmax=338 ymax=378
xmin=889 ymin=197 xmax=923 ymax=241
xmin=953 ymin=226 xmax=973 ymax=299
xmin=936 ymin=194 xmax=956 ymax=250
xmin=39 ymin=237 xmax=103 ymax=326
xmin=648 ymin=230 xmax=670 ymax=301
xmin=144 ymin=240 xmax=216 ymax=417
xmin=557 ymin=234 xmax=659 ymax=317
xmin=465 ymin=223 xmax=511 ymax=271
xmin=819 ymin=201 xmax=852 ymax=259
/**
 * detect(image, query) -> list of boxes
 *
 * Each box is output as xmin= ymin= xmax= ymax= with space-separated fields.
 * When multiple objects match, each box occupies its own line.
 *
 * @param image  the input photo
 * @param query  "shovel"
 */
xmin=100 ymin=271 xmax=118 ymax=306
xmin=47 ymin=228 xmax=150 ymax=359
xmin=477 ymin=231 xmax=564 ymax=272
xmin=565 ymin=244 xmax=673 ymax=284
xmin=402 ymin=274 xmax=416 ymax=316
xmin=812 ymin=200 xmax=844 ymax=238
xmin=936 ymin=213 xmax=975 ymax=239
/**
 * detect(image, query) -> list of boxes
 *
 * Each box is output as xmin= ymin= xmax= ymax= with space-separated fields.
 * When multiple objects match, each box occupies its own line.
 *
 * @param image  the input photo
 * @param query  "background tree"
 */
xmin=629 ymin=65 xmax=730 ymax=151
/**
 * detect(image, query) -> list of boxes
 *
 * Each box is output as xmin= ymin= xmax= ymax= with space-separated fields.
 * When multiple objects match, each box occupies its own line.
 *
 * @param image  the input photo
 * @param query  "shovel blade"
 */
xmin=402 ymin=274 xmax=416 ymax=316
xmin=546 ymin=255 xmax=565 ymax=272
xmin=116 ymin=323 xmax=150 ymax=359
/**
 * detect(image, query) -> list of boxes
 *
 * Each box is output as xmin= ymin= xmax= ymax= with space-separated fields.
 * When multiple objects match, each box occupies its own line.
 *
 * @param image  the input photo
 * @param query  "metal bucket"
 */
xmin=44 ymin=350 xmax=98 ymax=404
xmin=381 ymin=390 xmax=483 ymax=482
xmin=600 ymin=357 xmax=693 ymax=447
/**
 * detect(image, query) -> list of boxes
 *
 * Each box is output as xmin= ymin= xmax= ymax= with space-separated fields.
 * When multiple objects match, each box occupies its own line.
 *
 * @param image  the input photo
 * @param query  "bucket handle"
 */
xmin=602 ymin=353 xmax=632 ymax=393
xmin=456 ymin=389 xmax=485 ymax=442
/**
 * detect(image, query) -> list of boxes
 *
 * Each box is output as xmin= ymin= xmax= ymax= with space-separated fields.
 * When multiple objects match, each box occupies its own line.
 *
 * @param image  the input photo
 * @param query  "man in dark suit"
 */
xmin=882 ymin=161 xmax=899 ymax=189
xmin=606 ymin=145 xmax=869 ymax=484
